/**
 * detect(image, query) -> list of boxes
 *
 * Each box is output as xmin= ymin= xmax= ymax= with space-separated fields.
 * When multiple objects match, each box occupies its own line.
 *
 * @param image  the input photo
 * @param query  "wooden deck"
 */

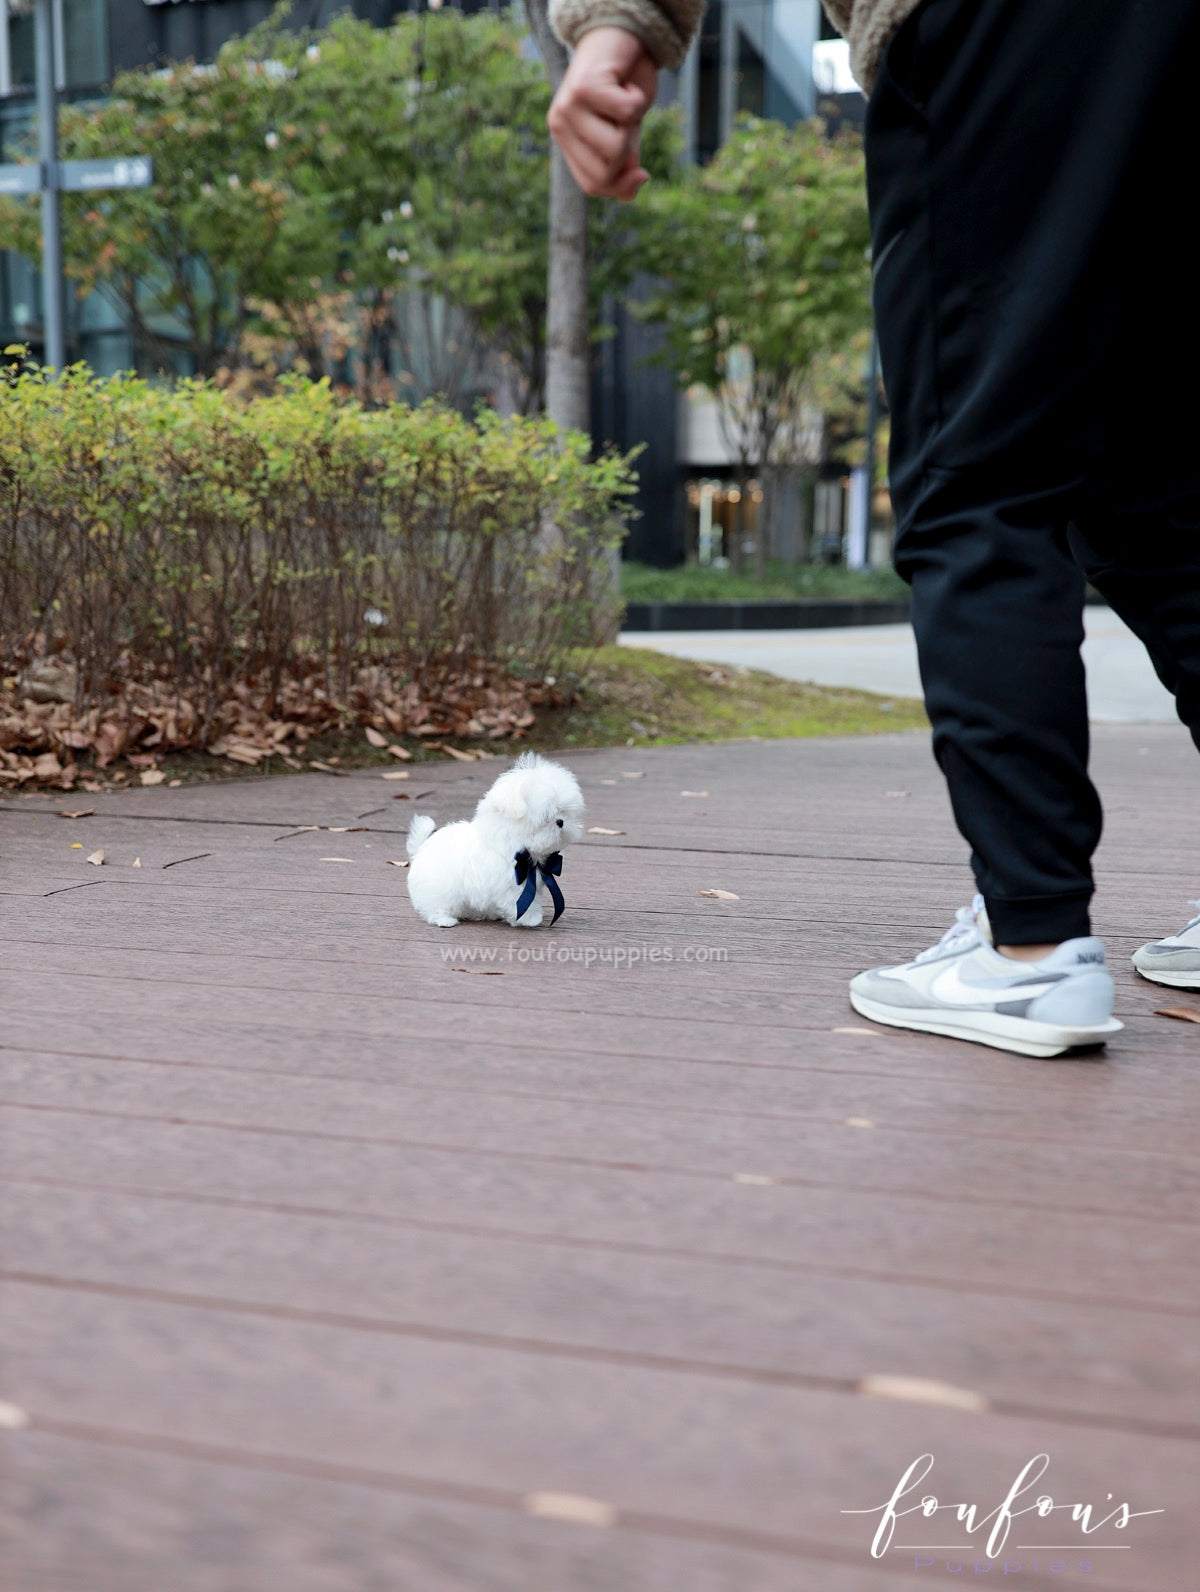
xmin=2 ymin=725 xmax=1198 ymax=1592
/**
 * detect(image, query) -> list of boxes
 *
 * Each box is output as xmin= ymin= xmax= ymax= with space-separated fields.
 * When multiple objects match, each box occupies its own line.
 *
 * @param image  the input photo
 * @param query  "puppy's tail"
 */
xmin=406 ymin=813 xmax=437 ymax=859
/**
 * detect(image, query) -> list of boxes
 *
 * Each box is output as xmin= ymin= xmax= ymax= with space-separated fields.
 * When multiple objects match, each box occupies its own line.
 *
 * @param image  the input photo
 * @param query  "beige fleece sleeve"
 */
xmin=548 ymin=0 xmax=705 ymax=70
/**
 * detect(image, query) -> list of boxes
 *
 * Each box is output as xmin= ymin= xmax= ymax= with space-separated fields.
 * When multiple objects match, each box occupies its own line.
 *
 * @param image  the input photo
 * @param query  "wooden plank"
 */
xmin=2 ymin=1053 xmax=1197 ymax=1222
xmin=4 ymin=1109 xmax=1199 ymax=1311
xmin=2 ymin=1282 xmax=1195 ymax=1590
xmin=0 ymin=1429 xmax=958 ymax=1592
xmin=4 ymin=1181 xmax=1198 ymax=1432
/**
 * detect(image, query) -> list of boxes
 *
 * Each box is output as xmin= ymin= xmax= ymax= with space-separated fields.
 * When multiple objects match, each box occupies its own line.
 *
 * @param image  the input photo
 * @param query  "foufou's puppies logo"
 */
xmin=842 ymin=1453 xmax=1164 ymax=1561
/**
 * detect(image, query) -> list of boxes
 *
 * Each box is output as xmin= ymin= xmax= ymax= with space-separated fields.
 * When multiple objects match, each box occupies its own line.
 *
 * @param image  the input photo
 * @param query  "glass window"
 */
xmin=7 ymin=0 xmax=36 ymax=91
xmin=63 ymin=0 xmax=108 ymax=87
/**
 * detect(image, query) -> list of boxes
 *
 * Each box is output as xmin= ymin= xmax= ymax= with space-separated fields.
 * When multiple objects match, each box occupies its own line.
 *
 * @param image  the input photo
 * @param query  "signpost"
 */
xmin=0 ymin=0 xmax=152 ymax=372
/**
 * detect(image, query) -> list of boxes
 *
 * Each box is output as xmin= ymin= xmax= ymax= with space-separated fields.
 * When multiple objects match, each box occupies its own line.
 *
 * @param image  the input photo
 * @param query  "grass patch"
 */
xmin=621 ymin=560 xmax=909 ymax=605
xmin=529 ymin=645 xmax=926 ymax=750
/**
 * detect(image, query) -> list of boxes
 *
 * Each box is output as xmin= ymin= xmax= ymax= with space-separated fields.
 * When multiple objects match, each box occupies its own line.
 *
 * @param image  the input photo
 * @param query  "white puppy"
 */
xmin=406 ymin=752 xmax=585 ymax=927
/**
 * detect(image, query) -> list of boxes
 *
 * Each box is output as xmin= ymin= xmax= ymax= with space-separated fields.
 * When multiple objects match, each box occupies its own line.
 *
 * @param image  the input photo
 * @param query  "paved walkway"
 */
xmin=622 ymin=605 xmax=1178 ymax=723
xmin=2 ymin=726 xmax=1198 ymax=1591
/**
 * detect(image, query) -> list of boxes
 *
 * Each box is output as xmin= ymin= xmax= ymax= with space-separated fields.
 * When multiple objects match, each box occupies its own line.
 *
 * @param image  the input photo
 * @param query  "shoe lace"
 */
xmin=914 ymin=894 xmax=987 ymax=964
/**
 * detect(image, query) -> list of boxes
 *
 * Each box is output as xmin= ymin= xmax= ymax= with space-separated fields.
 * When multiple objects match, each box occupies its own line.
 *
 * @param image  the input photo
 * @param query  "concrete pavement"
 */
xmin=621 ymin=604 xmax=1179 ymax=724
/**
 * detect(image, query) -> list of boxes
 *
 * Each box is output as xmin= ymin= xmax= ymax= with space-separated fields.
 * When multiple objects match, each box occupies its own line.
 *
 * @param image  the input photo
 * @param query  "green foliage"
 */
xmin=0 ymin=6 xmax=671 ymax=397
xmin=621 ymin=560 xmax=907 ymax=603
xmin=0 ymin=364 xmax=637 ymax=730
xmin=632 ymin=116 xmax=871 ymax=463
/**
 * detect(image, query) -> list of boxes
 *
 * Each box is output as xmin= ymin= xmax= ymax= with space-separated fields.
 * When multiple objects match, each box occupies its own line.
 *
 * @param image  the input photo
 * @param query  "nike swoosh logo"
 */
xmin=927 ymin=965 xmax=1064 ymax=1008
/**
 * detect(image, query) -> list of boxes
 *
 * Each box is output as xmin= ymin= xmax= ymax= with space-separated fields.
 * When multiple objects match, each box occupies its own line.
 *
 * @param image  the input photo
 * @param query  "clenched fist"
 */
xmin=547 ymin=27 xmax=658 ymax=201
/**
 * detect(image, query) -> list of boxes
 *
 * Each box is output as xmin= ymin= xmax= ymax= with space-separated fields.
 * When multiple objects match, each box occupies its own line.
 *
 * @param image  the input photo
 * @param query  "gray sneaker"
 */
xmin=1132 ymin=903 xmax=1200 ymax=990
xmin=850 ymin=895 xmax=1123 ymax=1058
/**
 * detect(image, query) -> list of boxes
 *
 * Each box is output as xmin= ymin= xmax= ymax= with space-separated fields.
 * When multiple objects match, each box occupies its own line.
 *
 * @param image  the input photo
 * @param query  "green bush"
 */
xmin=1 ymin=363 xmax=634 ymax=765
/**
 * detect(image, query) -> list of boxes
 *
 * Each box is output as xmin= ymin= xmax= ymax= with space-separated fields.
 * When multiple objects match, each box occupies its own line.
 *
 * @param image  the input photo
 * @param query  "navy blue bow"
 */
xmin=514 ymin=849 xmax=565 ymax=925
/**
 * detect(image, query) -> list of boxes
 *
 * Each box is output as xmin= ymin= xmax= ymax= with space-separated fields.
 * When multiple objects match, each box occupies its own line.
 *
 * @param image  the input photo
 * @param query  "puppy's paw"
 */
xmin=509 ymin=903 xmax=543 ymax=928
xmin=429 ymin=913 xmax=460 ymax=927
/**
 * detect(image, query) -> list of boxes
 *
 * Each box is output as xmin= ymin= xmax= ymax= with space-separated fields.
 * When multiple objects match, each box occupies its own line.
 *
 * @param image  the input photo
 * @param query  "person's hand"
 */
xmin=547 ymin=27 xmax=658 ymax=201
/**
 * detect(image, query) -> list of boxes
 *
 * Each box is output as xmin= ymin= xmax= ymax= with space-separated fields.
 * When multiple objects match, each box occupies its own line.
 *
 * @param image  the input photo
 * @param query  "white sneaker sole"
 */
xmin=849 ymin=990 xmax=1124 ymax=1058
xmin=1133 ymin=966 xmax=1200 ymax=990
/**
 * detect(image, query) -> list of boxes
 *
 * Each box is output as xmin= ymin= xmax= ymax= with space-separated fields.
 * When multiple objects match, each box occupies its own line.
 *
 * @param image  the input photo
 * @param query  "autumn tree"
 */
xmin=633 ymin=116 xmax=871 ymax=571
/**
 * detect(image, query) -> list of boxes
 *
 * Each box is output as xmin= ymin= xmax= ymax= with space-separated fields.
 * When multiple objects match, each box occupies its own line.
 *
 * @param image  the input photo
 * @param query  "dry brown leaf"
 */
xmin=845 ymin=1116 xmax=877 ymax=1128
xmin=698 ymin=888 xmax=739 ymax=901
xmin=319 ymin=856 xmax=353 ymax=863
xmin=833 ymin=1026 xmax=880 ymax=1037
xmin=85 ymin=849 xmax=105 ymax=866
xmin=132 ymin=857 xmax=141 ymax=869
xmin=58 ymin=809 xmax=94 ymax=819
xmin=364 ymin=727 xmax=388 ymax=748
xmin=381 ymin=770 xmax=410 ymax=781
xmin=587 ymin=826 xmax=626 ymax=836
xmin=859 ymin=1374 xmax=989 ymax=1414
xmin=168 ymin=779 xmax=182 ymax=788
xmin=680 ymin=789 xmax=710 ymax=798
xmin=385 ymin=859 xmax=409 ymax=867
xmin=1155 ymin=1006 xmax=1200 ymax=1025
xmin=438 ymin=744 xmax=478 ymax=762
xmin=309 ymin=760 xmax=341 ymax=775
xmin=139 ymin=769 xmax=166 ymax=786
xmin=523 ymin=1493 xmax=617 ymax=1528
xmin=388 ymin=745 xmax=414 ymax=761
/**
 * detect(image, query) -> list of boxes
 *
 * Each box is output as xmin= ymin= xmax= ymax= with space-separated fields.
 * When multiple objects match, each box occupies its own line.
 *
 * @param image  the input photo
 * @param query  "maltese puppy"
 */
xmin=406 ymin=752 xmax=585 ymax=927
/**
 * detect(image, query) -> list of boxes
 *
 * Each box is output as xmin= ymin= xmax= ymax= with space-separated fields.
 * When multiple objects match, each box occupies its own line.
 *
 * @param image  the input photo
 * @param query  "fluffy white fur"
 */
xmin=406 ymin=752 xmax=585 ymax=928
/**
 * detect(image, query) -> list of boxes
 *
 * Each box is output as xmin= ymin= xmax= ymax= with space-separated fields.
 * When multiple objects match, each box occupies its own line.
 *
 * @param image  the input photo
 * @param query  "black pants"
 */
xmin=867 ymin=0 xmax=1200 ymax=944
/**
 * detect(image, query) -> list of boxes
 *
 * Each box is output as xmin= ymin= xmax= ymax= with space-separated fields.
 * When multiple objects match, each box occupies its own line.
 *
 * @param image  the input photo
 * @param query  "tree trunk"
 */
xmin=524 ymin=0 xmax=622 ymax=640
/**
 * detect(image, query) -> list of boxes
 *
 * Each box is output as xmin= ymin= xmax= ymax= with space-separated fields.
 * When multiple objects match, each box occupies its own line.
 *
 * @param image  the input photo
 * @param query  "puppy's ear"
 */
xmin=482 ymin=778 xmax=527 ymax=823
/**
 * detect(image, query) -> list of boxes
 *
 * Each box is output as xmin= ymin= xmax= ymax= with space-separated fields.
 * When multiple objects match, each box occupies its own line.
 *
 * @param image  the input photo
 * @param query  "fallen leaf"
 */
xmin=132 ymin=857 xmax=141 ymax=869
xmin=698 ymin=888 xmax=739 ymax=901
xmin=139 ymin=769 xmax=166 ymax=786
xmin=0 ymin=1401 xmax=29 ymax=1430
xmin=385 ymin=859 xmax=409 ymax=867
xmin=833 ymin=1026 xmax=880 ymax=1037
xmin=859 ymin=1374 xmax=989 ymax=1414
xmin=364 ymin=727 xmax=388 ymax=749
xmin=1155 ymin=1006 xmax=1200 ymax=1025
xmin=85 ymin=849 xmax=105 ymax=866
xmin=319 ymin=856 xmax=354 ymax=863
xmin=381 ymin=771 xmax=410 ymax=781
xmin=388 ymin=745 xmax=414 ymax=761
xmin=523 ymin=1493 xmax=617 ymax=1528
xmin=587 ymin=826 xmax=626 ymax=836
xmin=70 ymin=842 xmax=83 ymax=850
xmin=392 ymin=793 xmax=411 ymax=800
xmin=680 ymin=789 xmax=710 ymax=798
xmin=620 ymin=770 xmax=645 ymax=779
xmin=845 ymin=1116 xmax=876 ymax=1128
xmin=309 ymin=760 xmax=340 ymax=774
xmin=168 ymin=779 xmax=182 ymax=788
xmin=58 ymin=809 xmax=94 ymax=820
